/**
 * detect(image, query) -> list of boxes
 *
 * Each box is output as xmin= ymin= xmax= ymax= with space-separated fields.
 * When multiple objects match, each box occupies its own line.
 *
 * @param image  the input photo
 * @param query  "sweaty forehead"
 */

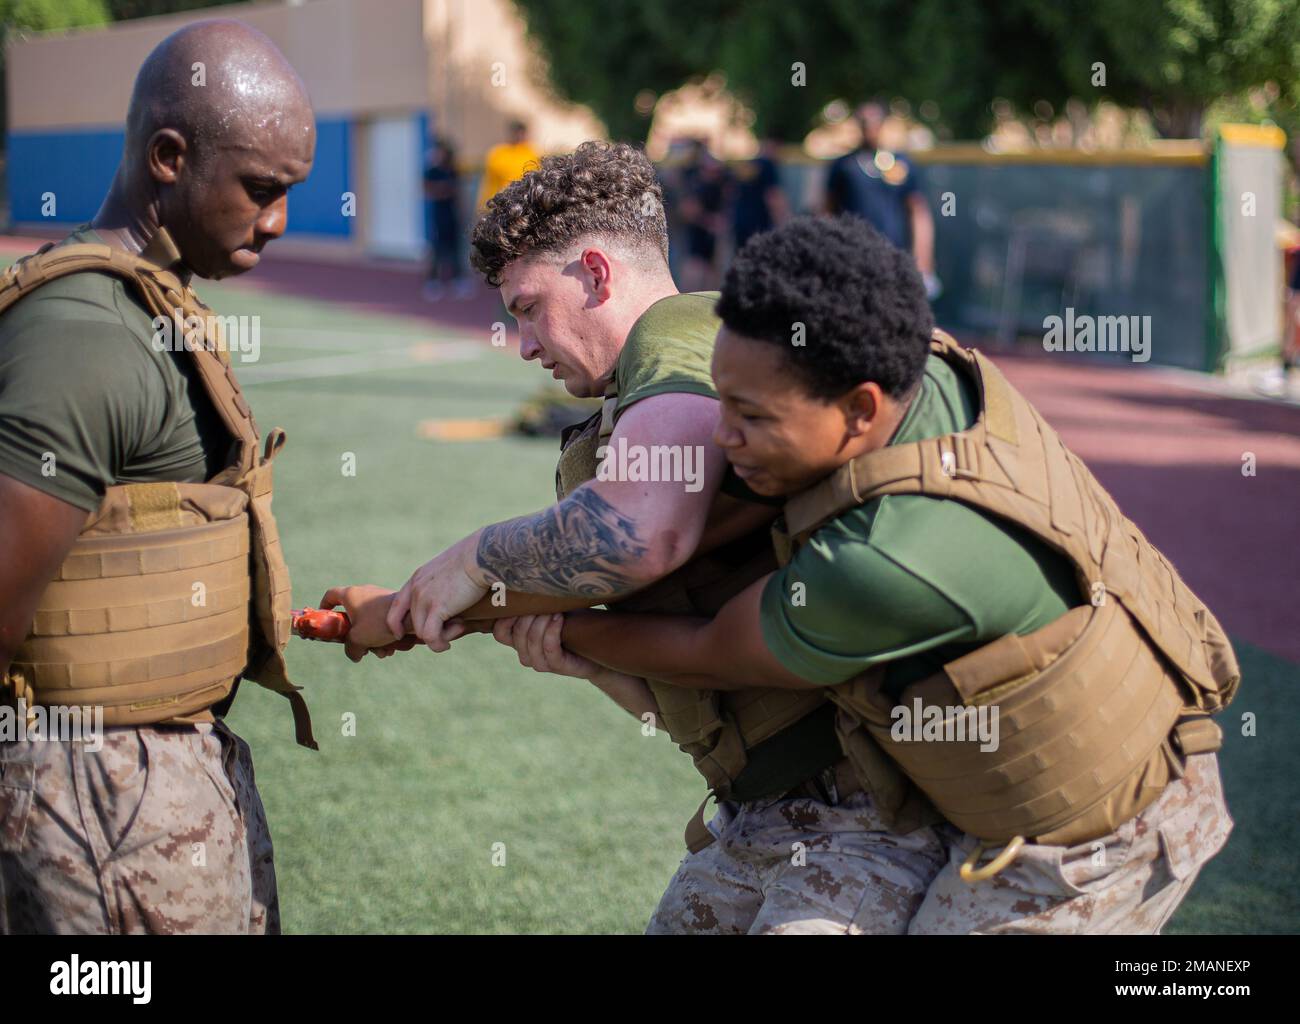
xmin=216 ymin=108 xmax=315 ymax=172
xmin=130 ymin=21 xmax=315 ymax=153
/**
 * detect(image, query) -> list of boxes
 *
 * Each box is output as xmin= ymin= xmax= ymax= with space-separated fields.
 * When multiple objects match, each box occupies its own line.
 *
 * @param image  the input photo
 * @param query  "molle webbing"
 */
xmin=777 ymin=330 xmax=1238 ymax=845
xmin=861 ymin=601 xmax=1188 ymax=845
xmin=9 ymin=485 xmax=250 ymax=726
xmin=0 ymin=239 xmax=314 ymax=748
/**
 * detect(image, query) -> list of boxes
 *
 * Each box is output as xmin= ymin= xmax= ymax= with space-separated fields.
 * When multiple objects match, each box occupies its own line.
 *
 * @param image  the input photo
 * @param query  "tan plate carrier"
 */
xmin=0 ymin=235 xmax=315 ymax=748
xmin=771 ymin=330 xmax=1239 ymax=869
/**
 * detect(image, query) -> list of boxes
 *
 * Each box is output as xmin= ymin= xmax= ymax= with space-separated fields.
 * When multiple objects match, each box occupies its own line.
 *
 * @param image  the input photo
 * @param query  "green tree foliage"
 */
xmin=0 ymin=0 xmax=107 ymax=31
xmin=513 ymin=0 xmax=1300 ymax=142
xmin=514 ymin=0 xmax=707 ymax=142
xmin=1027 ymin=0 xmax=1300 ymax=139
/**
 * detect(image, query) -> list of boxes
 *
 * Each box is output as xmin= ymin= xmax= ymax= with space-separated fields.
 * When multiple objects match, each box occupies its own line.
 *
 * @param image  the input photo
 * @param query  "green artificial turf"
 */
xmin=1163 ymin=639 xmax=1300 ymax=935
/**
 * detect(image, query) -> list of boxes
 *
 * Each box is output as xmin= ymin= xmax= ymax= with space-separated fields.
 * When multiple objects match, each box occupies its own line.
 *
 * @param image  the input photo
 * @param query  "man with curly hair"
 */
xmin=329 ymin=137 xmax=774 ymax=636
xmin=486 ymin=215 xmax=1236 ymax=934
xmin=322 ymin=142 xmax=799 ymax=822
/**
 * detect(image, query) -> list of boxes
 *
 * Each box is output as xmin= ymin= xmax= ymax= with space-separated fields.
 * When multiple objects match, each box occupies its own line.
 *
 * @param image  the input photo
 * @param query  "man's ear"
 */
xmin=580 ymin=247 xmax=614 ymax=302
xmin=147 ymin=128 xmax=188 ymax=185
xmin=841 ymin=382 xmax=883 ymax=437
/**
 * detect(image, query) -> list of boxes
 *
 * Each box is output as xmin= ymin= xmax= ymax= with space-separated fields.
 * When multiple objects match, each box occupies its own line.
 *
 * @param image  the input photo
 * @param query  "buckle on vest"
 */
xmin=1171 ymin=715 xmax=1222 ymax=757
xmin=14 ymin=256 xmax=44 ymax=293
xmin=937 ymin=436 xmax=980 ymax=481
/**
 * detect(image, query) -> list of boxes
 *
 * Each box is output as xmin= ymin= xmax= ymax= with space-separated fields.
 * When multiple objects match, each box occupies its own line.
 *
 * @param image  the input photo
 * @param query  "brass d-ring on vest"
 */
xmin=959 ymin=835 xmax=1026 ymax=884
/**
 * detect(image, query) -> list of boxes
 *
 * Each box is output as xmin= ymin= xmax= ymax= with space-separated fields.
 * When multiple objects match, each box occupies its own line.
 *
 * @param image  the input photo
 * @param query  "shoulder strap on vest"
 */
xmin=0 ymin=238 xmax=260 ymax=476
xmin=1 ymin=242 xmax=155 ymax=312
xmin=779 ymin=328 xmax=1239 ymax=710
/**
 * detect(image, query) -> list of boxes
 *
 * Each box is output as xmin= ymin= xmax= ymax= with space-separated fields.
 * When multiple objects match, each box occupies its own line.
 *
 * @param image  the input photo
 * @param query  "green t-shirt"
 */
xmin=613 ymin=291 xmax=722 ymax=417
xmin=613 ymin=291 xmax=778 ymax=504
xmin=0 ymin=228 xmax=229 ymax=511
xmin=761 ymin=354 xmax=1082 ymax=699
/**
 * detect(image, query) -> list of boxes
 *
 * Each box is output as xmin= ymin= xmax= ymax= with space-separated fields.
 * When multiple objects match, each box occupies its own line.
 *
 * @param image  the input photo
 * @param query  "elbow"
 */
xmin=625 ymin=527 xmax=696 ymax=587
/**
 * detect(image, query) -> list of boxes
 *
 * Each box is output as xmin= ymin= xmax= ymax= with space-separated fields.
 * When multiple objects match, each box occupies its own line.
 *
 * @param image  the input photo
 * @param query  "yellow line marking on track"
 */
xmin=416 ymin=417 xmax=510 ymax=441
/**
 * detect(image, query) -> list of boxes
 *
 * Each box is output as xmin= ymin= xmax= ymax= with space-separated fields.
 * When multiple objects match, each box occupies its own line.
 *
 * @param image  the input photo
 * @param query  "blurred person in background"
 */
xmin=477 ymin=119 xmax=541 ymax=212
xmin=731 ymin=135 xmax=789 ymax=249
xmin=827 ymin=101 xmax=940 ymax=299
xmin=1251 ymin=241 xmax=1300 ymax=397
xmin=1287 ymin=254 xmax=1300 ymax=378
xmin=423 ymin=136 xmax=473 ymax=301
xmin=1260 ymin=243 xmax=1300 ymax=396
xmin=678 ymin=140 xmax=731 ymax=291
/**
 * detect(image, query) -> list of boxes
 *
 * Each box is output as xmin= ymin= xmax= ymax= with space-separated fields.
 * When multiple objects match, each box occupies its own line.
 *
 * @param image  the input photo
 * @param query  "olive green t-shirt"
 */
xmin=761 ymin=354 xmax=1082 ymax=698
xmin=613 ymin=291 xmax=722 ymax=417
xmin=612 ymin=290 xmax=777 ymax=504
xmin=0 ymin=227 xmax=229 ymax=512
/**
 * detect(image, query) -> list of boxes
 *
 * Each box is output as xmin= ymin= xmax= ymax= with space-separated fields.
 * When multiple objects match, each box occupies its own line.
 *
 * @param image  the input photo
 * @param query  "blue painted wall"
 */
xmin=284 ymin=118 xmax=350 ymax=237
xmin=6 ymin=117 xmax=353 ymax=239
xmin=7 ymin=128 xmax=122 ymax=224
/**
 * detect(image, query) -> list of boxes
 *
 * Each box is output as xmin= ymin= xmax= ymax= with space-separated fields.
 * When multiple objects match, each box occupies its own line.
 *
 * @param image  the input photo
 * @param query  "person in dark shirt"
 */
xmin=423 ymin=136 xmax=472 ymax=301
xmin=678 ymin=140 xmax=731 ymax=291
xmin=731 ymin=136 xmax=789 ymax=249
xmin=827 ymin=101 xmax=939 ymax=297
xmin=1286 ymin=249 xmax=1300 ymax=371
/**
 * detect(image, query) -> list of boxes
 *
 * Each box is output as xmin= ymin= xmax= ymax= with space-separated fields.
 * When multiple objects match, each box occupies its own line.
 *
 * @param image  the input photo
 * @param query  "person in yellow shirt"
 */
xmin=477 ymin=120 xmax=541 ymax=210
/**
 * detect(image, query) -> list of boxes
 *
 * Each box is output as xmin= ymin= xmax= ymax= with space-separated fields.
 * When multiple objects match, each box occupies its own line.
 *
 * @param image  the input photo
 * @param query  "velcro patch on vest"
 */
xmin=125 ymin=482 xmax=184 ymax=533
xmin=128 ymin=694 xmax=181 ymax=711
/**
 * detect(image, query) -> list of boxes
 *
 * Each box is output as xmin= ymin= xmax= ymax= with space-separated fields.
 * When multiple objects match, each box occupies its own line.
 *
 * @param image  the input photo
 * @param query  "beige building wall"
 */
xmin=8 ymin=0 xmax=429 ymax=130
xmin=5 ymin=0 xmax=607 ymax=258
xmin=9 ymin=0 xmax=605 ymax=158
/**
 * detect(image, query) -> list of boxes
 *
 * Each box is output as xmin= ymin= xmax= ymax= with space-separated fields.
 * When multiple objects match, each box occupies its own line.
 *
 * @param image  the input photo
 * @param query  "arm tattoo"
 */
xmin=476 ymin=486 xmax=650 ymax=597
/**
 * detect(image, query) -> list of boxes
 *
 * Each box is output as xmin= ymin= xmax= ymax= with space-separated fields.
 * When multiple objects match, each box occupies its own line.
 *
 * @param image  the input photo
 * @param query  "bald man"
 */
xmin=0 ymin=20 xmax=315 ymax=934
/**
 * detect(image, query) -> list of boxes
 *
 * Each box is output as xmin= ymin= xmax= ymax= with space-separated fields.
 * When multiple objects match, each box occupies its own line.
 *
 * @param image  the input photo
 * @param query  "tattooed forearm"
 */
xmin=476 ymin=486 xmax=651 ymax=597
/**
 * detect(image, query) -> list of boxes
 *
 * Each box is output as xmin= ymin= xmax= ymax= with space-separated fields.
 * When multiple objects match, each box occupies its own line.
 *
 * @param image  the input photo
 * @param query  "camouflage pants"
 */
xmin=647 ymin=752 xmax=1231 ymax=934
xmin=0 ymin=719 xmax=278 ymax=934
